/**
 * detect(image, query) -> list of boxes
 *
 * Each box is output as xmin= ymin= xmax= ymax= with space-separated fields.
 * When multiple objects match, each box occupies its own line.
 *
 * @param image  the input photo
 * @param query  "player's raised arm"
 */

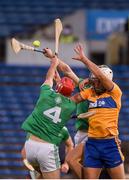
xmin=54 ymin=70 xmax=61 ymax=83
xmin=72 ymin=43 xmax=114 ymax=91
xmin=43 ymin=55 xmax=59 ymax=87
xmin=57 ymin=60 xmax=79 ymax=86
xmin=43 ymin=48 xmax=79 ymax=86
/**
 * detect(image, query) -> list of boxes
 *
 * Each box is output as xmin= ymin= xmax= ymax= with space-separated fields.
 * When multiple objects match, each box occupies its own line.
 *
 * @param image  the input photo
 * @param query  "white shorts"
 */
xmin=25 ymin=139 xmax=60 ymax=172
xmin=74 ymin=130 xmax=88 ymax=146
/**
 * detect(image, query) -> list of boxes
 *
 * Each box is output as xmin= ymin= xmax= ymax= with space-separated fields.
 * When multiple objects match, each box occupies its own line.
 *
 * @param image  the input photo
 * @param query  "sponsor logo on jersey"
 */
xmin=55 ymin=96 xmax=62 ymax=105
xmin=89 ymin=100 xmax=106 ymax=108
xmin=89 ymin=97 xmax=116 ymax=108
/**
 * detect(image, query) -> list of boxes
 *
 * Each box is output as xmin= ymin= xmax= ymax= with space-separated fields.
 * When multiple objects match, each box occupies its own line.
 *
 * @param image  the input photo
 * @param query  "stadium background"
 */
xmin=0 ymin=0 xmax=129 ymax=178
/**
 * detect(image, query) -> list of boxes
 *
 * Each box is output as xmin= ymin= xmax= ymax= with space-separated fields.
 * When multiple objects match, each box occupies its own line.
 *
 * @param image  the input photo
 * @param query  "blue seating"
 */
xmin=0 ymin=124 xmax=21 ymax=130
xmin=1 ymin=131 xmax=25 ymax=137
xmin=0 ymin=117 xmax=26 ymax=122
xmin=0 ymin=144 xmax=22 ymax=151
xmin=0 ymin=169 xmax=28 ymax=176
xmin=0 ymin=160 xmax=23 ymax=167
xmin=0 ymin=76 xmax=42 ymax=83
xmin=0 ymin=152 xmax=22 ymax=159
xmin=0 ymin=137 xmax=25 ymax=143
xmin=119 ymin=135 xmax=129 ymax=141
xmin=0 ymin=0 xmax=129 ymax=36
xmin=119 ymin=127 xmax=129 ymax=134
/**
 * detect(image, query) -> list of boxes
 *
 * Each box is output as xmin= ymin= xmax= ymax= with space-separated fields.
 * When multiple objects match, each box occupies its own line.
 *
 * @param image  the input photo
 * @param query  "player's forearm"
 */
xmin=64 ymin=148 xmax=73 ymax=166
xmin=57 ymin=59 xmax=79 ymax=85
xmin=81 ymin=56 xmax=103 ymax=80
xmin=53 ymin=70 xmax=61 ymax=83
xmin=57 ymin=59 xmax=71 ymax=74
xmin=46 ymin=57 xmax=58 ymax=83
xmin=65 ymin=145 xmax=74 ymax=161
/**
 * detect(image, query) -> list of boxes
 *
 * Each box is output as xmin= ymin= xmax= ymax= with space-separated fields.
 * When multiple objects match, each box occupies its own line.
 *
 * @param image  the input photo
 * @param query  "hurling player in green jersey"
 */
xmin=22 ymin=56 xmax=76 ymax=179
xmin=21 ymin=53 xmax=94 ymax=179
xmin=21 ymin=127 xmax=74 ymax=179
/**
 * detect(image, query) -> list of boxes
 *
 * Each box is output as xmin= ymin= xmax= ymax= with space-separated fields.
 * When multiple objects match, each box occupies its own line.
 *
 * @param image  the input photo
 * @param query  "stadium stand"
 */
xmin=0 ymin=0 xmax=129 ymax=36
xmin=0 ymin=64 xmax=129 ymax=178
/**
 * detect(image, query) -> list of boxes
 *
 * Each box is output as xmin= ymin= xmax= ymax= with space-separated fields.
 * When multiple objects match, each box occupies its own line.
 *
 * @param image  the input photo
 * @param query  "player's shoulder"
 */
xmin=40 ymin=84 xmax=52 ymax=90
xmin=113 ymin=82 xmax=120 ymax=89
xmin=39 ymin=84 xmax=56 ymax=99
xmin=40 ymin=84 xmax=55 ymax=94
xmin=111 ymin=82 xmax=122 ymax=94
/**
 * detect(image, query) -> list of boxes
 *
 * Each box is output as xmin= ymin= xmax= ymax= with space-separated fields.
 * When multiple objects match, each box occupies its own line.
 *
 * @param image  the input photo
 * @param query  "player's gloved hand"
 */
xmin=61 ymin=162 xmax=69 ymax=173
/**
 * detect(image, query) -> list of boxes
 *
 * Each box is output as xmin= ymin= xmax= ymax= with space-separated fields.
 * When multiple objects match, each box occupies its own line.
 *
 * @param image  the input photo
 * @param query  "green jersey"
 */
xmin=26 ymin=126 xmax=69 ymax=146
xmin=22 ymin=84 xmax=76 ymax=145
xmin=56 ymin=126 xmax=70 ymax=146
xmin=75 ymin=79 xmax=90 ymax=131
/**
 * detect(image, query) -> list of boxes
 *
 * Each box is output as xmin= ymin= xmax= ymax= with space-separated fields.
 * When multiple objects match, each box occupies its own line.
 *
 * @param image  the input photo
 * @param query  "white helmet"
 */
xmin=99 ymin=65 xmax=113 ymax=80
xmin=90 ymin=65 xmax=113 ymax=80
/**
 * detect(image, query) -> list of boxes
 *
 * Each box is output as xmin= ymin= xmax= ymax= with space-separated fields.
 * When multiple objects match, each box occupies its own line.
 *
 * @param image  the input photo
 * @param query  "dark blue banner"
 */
xmin=86 ymin=10 xmax=129 ymax=40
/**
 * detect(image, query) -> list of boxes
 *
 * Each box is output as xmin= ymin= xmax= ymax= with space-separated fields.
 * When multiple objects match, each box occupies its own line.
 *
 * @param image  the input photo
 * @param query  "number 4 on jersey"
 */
xmin=43 ymin=106 xmax=61 ymax=123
